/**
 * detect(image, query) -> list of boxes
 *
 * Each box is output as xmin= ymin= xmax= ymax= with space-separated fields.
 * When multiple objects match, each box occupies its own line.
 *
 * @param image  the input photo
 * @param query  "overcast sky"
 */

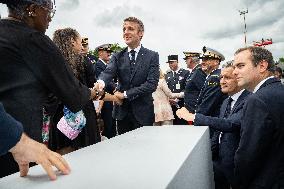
xmin=1 ymin=0 xmax=283 ymax=71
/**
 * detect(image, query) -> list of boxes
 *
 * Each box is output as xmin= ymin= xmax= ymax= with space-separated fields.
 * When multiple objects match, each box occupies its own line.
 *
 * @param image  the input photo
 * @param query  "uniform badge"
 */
xmin=176 ymin=83 xmax=181 ymax=90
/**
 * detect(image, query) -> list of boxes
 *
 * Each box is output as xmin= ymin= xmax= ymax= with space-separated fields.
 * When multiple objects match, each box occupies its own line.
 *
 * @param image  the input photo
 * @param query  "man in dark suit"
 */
xmin=183 ymin=52 xmax=206 ymax=113
xmin=95 ymin=44 xmax=117 ymax=138
xmin=165 ymin=55 xmax=190 ymax=125
xmin=177 ymin=61 xmax=251 ymax=189
xmin=233 ymin=46 xmax=284 ymax=188
xmin=96 ymin=17 xmax=159 ymax=134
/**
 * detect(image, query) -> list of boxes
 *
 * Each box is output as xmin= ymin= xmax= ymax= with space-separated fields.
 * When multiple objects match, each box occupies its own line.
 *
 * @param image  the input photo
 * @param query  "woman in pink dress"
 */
xmin=152 ymin=70 xmax=184 ymax=126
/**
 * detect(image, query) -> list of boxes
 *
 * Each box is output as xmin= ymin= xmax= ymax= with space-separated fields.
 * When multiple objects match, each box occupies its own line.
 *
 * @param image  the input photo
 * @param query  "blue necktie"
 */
xmin=224 ymin=97 xmax=233 ymax=118
xmin=129 ymin=50 xmax=135 ymax=73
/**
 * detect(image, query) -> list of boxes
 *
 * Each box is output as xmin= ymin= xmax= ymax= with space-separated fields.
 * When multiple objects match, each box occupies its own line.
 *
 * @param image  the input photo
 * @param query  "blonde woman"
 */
xmin=152 ymin=70 xmax=184 ymax=126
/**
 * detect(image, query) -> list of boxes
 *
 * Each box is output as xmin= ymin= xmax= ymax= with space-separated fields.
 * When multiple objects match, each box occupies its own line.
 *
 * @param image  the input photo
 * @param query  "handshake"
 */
xmin=90 ymin=82 xmax=124 ymax=106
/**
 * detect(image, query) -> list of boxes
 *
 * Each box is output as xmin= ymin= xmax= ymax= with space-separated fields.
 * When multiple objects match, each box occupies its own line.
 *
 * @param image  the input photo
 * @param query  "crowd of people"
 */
xmin=0 ymin=0 xmax=284 ymax=188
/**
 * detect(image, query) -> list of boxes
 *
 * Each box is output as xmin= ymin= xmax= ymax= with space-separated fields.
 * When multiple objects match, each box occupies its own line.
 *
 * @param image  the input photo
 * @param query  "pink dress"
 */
xmin=152 ymin=79 xmax=183 ymax=122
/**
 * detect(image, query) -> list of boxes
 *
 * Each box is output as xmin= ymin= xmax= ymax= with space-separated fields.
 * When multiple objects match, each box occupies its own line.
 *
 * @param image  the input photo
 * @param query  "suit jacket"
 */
xmin=195 ymin=90 xmax=251 ymax=185
xmin=0 ymin=103 xmax=23 ymax=156
xmin=184 ymin=65 xmax=206 ymax=113
xmin=99 ymin=46 xmax=159 ymax=125
xmin=95 ymin=59 xmax=116 ymax=94
xmin=234 ymin=78 xmax=284 ymax=189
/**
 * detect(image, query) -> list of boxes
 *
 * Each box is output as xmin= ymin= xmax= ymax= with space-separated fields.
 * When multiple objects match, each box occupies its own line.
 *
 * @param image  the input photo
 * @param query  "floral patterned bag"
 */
xmin=57 ymin=106 xmax=86 ymax=140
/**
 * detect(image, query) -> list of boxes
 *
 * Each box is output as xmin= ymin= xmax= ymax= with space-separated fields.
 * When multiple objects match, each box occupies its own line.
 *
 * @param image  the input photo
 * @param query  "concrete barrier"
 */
xmin=0 ymin=126 xmax=214 ymax=189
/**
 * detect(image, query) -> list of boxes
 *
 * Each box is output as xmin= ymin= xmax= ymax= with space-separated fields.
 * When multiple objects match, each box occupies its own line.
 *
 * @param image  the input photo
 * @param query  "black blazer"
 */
xmin=234 ymin=78 xmax=284 ymax=189
xmin=0 ymin=20 xmax=90 ymax=142
xmin=184 ymin=65 xmax=206 ymax=113
xmin=0 ymin=103 xmax=23 ymax=156
xmin=95 ymin=59 xmax=116 ymax=94
xmin=95 ymin=59 xmax=107 ymax=78
xmin=99 ymin=46 xmax=159 ymax=125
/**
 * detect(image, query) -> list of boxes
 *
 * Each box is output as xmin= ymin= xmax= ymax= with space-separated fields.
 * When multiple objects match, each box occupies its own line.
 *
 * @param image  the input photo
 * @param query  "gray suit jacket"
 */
xmin=99 ymin=46 xmax=159 ymax=125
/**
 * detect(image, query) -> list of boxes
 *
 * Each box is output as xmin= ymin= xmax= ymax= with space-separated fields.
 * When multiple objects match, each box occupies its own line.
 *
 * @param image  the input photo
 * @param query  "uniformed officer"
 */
xmin=81 ymin=37 xmax=98 ymax=64
xmin=165 ymin=55 xmax=190 ymax=125
xmin=183 ymin=52 xmax=206 ymax=113
xmin=195 ymin=46 xmax=227 ymax=159
xmin=95 ymin=44 xmax=117 ymax=138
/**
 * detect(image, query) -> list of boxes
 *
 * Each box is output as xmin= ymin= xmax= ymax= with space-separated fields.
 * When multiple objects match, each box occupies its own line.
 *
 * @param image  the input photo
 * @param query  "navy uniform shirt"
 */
xmin=196 ymin=69 xmax=227 ymax=117
xmin=184 ymin=65 xmax=206 ymax=113
xmin=165 ymin=68 xmax=190 ymax=93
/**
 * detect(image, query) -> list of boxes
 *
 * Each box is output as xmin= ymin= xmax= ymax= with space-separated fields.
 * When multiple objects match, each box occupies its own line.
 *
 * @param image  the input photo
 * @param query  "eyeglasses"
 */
xmin=40 ymin=6 xmax=56 ymax=18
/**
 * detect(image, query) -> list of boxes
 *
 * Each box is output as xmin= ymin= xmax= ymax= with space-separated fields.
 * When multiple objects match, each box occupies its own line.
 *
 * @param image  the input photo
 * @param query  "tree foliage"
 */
xmin=88 ymin=43 xmax=125 ymax=59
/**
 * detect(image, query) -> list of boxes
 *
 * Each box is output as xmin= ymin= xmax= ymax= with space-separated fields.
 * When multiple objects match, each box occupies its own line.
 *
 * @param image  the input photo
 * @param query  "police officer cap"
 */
xmin=95 ymin=44 xmax=112 ymax=52
xmin=81 ymin=37 xmax=88 ymax=46
xmin=167 ymin=55 xmax=178 ymax=63
xmin=183 ymin=52 xmax=200 ymax=60
xmin=200 ymin=46 xmax=225 ymax=61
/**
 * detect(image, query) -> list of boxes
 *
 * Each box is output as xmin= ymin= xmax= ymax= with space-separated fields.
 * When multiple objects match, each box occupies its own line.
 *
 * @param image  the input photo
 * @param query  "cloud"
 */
xmin=59 ymin=0 xmax=80 ymax=10
xmin=202 ymin=0 xmax=284 ymax=40
xmin=93 ymin=3 xmax=145 ymax=28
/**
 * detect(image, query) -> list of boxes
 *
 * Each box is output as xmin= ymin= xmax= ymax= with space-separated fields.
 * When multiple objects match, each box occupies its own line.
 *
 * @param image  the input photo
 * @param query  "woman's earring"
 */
xmin=28 ymin=11 xmax=34 ymax=17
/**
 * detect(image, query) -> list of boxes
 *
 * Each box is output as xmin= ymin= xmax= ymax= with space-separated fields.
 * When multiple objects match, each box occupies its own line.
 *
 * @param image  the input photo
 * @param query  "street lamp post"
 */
xmin=239 ymin=9 xmax=248 ymax=46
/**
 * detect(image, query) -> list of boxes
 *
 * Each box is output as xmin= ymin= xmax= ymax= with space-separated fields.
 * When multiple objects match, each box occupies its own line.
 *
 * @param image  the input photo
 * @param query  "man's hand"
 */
xmin=113 ymin=95 xmax=123 ymax=105
xmin=176 ymin=107 xmax=194 ymax=121
xmin=9 ymin=133 xmax=71 ymax=180
xmin=114 ymin=91 xmax=125 ymax=100
xmin=94 ymin=82 xmax=105 ymax=92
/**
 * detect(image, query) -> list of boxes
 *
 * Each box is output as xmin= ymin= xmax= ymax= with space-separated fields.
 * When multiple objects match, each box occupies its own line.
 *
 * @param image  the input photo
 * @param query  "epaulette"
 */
xmin=210 ymin=74 xmax=220 ymax=78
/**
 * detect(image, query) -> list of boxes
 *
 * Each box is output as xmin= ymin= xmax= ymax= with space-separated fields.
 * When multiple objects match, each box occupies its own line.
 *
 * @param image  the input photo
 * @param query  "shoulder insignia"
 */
xmin=210 ymin=74 xmax=220 ymax=78
xmin=207 ymin=81 xmax=219 ymax=86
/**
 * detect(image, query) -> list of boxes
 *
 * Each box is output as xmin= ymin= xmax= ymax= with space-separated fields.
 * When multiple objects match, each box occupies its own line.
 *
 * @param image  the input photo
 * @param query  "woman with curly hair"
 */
xmin=49 ymin=28 xmax=120 ymax=153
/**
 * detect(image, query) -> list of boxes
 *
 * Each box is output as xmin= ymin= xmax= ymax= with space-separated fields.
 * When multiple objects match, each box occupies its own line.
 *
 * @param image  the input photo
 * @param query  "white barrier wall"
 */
xmin=0 ymin=126 xmax=214 ymax=189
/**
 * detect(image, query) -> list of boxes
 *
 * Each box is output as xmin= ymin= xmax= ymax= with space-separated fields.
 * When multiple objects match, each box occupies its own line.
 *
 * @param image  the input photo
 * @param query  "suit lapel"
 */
xmin=130 ymin=46 xmax=145 ymax=82
xmin=123 ymin=49 xmax=131 ymax=72
xmin=231 ymin=90 xmax=250 ymax=113
xmin=220 ymin=98 xmax=229 ymax=118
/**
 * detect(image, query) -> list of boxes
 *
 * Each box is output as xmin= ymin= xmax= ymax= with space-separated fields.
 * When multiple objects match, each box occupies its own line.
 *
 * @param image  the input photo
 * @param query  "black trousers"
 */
xmin=172 ymin=105 xmax=188 ymax=125
xmin=101 ymin=105 xmax=116 ymax=138
xmin=117 ymin=111 xmax=143 ymax=135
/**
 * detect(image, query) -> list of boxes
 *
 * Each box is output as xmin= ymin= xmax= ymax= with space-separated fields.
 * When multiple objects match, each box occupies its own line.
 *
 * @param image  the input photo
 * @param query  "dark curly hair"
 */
xmin=52 ymin=28 xmax=85 ymax=78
